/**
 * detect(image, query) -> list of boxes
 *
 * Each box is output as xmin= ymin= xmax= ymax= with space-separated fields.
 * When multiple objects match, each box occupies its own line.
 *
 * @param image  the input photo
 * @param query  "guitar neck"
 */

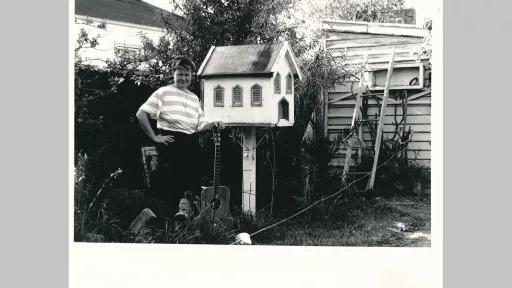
xmin=213 ymin=142 xmax=221 ymax=191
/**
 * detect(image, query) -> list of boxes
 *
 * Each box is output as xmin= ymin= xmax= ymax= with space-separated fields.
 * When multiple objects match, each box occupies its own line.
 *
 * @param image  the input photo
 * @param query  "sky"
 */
xmin=143 ymin=0 xmax=174 ymax=12
xmin=143 ymin=0 xmax=440 ymax=25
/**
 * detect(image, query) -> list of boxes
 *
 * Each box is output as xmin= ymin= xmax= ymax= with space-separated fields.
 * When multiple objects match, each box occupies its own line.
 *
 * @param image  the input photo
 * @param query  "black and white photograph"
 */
xmin=73 ymin=0 xmax=439 ymax=247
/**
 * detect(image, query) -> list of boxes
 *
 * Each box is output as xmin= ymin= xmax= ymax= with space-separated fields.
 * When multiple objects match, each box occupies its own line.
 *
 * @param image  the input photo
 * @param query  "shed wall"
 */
xmin=323 ymin=28 xmax=431 ymax=167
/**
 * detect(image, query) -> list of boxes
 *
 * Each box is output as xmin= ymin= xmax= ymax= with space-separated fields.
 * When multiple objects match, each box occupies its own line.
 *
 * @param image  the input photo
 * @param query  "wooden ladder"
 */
xmin=341 ymin=47 xmax=396 ymax=190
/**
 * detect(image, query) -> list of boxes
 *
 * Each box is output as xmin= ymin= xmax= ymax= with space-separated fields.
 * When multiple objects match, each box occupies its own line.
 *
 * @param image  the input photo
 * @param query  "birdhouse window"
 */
xmin=274 ymin=72 xmax=281 ymax=94
xmin=214 ymin=85 xmax=224 ymax=107
xmin=232 ymin=85 xmax=243 ymax=107
xmin=251 ymin=84 xmax=262 ymax=106
xmin=278 ymin=98 xmax=289 ymax=121
xmin=286 ymin=73 xmax=293 ymax=94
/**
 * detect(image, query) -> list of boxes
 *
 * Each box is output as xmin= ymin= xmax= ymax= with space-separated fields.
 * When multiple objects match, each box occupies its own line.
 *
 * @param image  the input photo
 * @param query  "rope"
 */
xmin=230 ymin=145 xmax=411 ymax=244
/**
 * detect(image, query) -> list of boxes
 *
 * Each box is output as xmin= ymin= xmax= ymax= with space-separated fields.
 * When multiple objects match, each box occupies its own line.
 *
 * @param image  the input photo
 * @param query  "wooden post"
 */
xmin=242 ymin=127 xmax=257 ymax=214
xmin=341 ymin=54 xmax=368 ymax=184
xmin=322 ymin=87 xmax=329 ymax=137
xmin=367 ymin=47 xmax=396 ymax=190
xmin=357 ymin=125 xmax=363 ymax=163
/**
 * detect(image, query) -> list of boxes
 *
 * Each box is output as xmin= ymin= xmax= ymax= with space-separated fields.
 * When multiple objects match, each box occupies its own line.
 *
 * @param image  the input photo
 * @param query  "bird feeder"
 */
xmin=197 ymin=41 xmax=303 ymax=214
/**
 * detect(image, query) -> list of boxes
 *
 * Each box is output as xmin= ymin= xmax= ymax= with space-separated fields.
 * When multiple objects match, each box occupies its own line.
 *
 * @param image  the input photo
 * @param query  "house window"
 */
xmin=274 ymin=72 xmax=281 ymax=94
xmin=251 ymin=84 xmax=262 ymax=106
xmin=232 ymin=85 xmax=243 ymax=107
xmin=214 ymin=85 xmax=224 ymax=107
xmin=278 ymin=98 xmax=289 ymax=120
xmin=286 ymin=73 xmax=293 ymax=94
xmin=114 ymin=44 xmax=139 ymax=58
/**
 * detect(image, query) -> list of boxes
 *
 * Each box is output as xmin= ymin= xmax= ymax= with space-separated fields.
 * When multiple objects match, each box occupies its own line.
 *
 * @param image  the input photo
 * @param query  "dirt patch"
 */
xmin=381 ymin=197 xmax=431 ymax=247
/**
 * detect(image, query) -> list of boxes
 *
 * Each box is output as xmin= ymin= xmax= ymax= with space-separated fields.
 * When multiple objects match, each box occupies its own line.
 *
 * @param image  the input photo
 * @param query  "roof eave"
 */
xmin=270 ymin=41 xmax=303 ymax=81
xmin=197 ymin=46 xmax=216 ymax=76
xmin=198 ymin=72 xmax=274 ymax=79
xmin=322 ymin=19 xmax=428 ymax=38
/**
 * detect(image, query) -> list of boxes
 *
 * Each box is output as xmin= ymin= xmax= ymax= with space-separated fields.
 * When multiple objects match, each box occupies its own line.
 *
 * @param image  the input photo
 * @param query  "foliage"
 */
xmin=75 ymin=28 xmax=99 ymax=65
xmin=75 ymin=27 xmax=157 ymax=188
xmin=74 ymin=153 xmax=124 ymax=241
xmin=276 ymin=48 xmax=350 ymax=211
xmin=74 ymin=17 xmax=107 ymax=66
xmin=122 ymin=216 xmax=236 ymax=244
xmin=415 ymin=18 xmax=433 ymax=60
xmin=167 ymin=0 xmax=294 ymax=59
xmin=324 ymin=0 xmax=406 ymax=22
xmin=355 ymin=140 xmax=431 ymax=196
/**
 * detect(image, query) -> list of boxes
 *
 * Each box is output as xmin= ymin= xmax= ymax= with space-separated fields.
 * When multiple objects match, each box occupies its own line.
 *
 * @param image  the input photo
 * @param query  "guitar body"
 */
xmin=200 ymin=185 xmax=231 ymax=220
xmin=198 ymin=128 xmax=233 ymax=225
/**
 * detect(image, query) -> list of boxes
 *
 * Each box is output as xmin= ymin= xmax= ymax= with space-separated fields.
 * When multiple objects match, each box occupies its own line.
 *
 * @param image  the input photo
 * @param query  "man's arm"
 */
xmin=195 ymin=121 xmax=214 ymax=133
xmin=136 ymin=110 xmax=174 ymax=145
xmin=196 ymin=121 xmax=225 ymax=133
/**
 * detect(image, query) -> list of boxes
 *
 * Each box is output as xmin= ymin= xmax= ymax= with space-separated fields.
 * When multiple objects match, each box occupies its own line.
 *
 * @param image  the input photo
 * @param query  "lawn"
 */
xmin=246 ymin=197 xmax=431 ymax=247
xmin=76 ymin=185 xmax=431 ymax=247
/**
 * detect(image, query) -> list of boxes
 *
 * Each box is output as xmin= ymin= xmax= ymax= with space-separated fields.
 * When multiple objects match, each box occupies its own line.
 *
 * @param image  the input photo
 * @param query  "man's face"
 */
xmin=174 ymin=68 xmax=192 ymax=89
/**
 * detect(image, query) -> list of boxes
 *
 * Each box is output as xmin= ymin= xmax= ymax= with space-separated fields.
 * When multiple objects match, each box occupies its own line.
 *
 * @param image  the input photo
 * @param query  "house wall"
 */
xmin=202 ymin=77 xmax=274 ymax=125
xmin=328 ymin=90 xmax=431 ymax=167
xmin=323 ymin=23 xmax=432 ymax=167
xmin=74 ymin=15 xmax=165 ymax=67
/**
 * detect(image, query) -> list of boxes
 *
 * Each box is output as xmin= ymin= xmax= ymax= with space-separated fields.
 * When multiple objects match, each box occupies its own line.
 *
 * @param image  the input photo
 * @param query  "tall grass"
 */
xmin=74 ymin=153 xmax=123 ymax=242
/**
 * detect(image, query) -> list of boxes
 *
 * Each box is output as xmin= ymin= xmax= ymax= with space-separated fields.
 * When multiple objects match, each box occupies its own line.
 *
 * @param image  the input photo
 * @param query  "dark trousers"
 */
xmin=147 ymin=130 xmax=201 ymax=217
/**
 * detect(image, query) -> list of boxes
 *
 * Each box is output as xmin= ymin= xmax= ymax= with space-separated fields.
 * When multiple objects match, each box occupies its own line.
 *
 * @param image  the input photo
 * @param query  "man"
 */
xmin=136 ymin=56 xmax=222 ymax=216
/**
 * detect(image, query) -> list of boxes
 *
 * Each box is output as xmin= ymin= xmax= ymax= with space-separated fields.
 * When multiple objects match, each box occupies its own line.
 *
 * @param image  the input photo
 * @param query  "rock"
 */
xmin=235 ymin=233 xmax=252 ymax=245
xmin=129 ymin=208 xmax=157 ymax=233
xmin=176 ymin=198 xmax=193 ymax=218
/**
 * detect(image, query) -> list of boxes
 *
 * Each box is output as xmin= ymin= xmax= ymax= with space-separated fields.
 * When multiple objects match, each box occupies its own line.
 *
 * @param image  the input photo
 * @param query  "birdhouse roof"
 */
xmin=197 ymin=42 xmax=302 ymax=80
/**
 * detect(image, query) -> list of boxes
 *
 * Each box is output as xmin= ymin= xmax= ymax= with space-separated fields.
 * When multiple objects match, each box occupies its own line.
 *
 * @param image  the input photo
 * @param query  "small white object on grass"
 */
xmin=235 ymin=233 xmax=252 ymax=245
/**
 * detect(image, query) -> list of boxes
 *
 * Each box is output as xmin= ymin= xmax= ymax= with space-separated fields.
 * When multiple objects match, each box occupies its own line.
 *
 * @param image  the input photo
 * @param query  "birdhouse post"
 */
xmin=197 ymin=41 xmax=302 ymax=214
xmin=241 ymin=127 xmax=257 ymax=213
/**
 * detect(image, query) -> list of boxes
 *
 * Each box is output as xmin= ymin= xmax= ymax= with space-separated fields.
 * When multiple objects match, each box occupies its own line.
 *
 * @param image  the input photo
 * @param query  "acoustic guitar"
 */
xmin=200 ymin=128 xmax=232 ymax=221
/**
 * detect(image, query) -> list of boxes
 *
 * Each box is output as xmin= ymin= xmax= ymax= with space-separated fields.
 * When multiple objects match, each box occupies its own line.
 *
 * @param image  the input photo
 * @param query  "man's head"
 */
xmin=172 ymin=56 xmax=196 ymax=90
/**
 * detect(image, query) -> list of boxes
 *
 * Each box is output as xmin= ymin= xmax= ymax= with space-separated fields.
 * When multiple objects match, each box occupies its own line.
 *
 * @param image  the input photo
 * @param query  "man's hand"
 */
xmin=152 ymin=134 xmax=174 ymax=145
xmin=211 ymin=121 xmax=225 ymax=130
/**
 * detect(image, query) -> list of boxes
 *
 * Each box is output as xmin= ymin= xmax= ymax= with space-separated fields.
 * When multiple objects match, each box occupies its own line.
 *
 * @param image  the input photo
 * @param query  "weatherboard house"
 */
xmin=197 ymin=42 xmax=303 ymax=126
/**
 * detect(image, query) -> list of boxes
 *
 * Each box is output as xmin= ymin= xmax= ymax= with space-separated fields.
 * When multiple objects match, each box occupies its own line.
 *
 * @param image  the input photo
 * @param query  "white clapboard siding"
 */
xmin=328 ymin=43 xmax=421 ymax=54
xmin=326 ymin=36 xmax=424 ymax=49
xmin=323 ymin=20 xmax=431 ymax=167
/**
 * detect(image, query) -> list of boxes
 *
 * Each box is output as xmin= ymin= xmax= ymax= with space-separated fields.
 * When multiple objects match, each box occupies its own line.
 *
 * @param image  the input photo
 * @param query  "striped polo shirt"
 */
xmin=138 ymin=85 xmax=208 ymax=134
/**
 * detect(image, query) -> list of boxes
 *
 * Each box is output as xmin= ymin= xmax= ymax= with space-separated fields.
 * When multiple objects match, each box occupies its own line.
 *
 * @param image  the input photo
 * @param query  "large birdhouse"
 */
xmin=197 ymin=41 xmax=303 ymax=127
